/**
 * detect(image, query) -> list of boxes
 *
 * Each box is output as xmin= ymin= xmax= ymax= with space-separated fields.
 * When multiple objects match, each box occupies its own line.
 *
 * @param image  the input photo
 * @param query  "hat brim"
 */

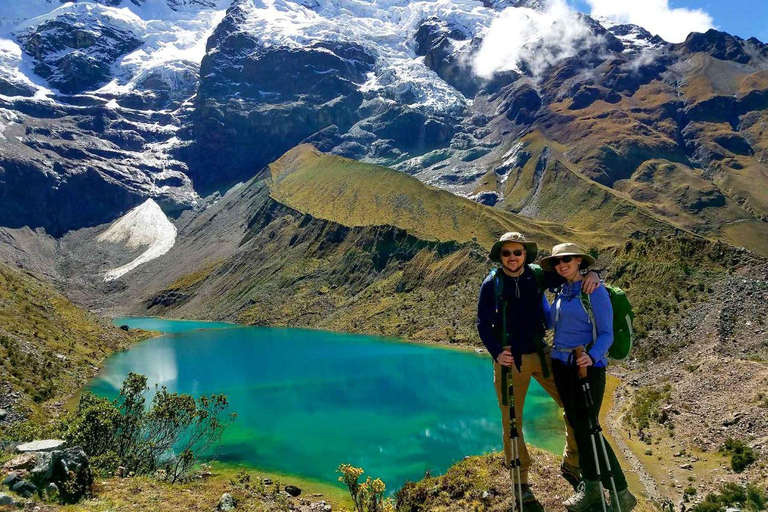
xmin=539 ymin=253 xmax=596 ymax=273
xmin=489 ymin=241 xmax=538 ymax=264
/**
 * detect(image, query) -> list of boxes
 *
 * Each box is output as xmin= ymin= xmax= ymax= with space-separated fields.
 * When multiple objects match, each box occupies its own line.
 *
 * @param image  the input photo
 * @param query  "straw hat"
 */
xmin=489 ymin=232 xmax=538 ymax=264
xmin=539 ymin=243 xmax=596 ymax=272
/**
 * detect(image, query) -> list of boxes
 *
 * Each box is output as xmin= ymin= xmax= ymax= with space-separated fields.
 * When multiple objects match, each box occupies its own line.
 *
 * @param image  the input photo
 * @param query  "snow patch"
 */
xmin=0 ymin=37 xmax=55 ymax=98
xmin=0 ymin=108 xmax=20 ymax=140
xmin=98 ymin=198 xmax=177 ymax=281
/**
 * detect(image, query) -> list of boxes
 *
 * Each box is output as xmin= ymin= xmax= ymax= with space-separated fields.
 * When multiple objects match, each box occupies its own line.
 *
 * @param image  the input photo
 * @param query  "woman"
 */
xmin=541 ymin=243 xmax=637 ymax=512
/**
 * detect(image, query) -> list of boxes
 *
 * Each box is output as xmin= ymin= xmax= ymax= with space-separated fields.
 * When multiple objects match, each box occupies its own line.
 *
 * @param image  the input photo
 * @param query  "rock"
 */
xmin=0 ymin=493 xmax=17 ymax=506
xmin=120 ymin=325 xmax=130 ymax=331
xmin=681 ymin=464 xmax=693 ymax=470
xmin=218 ymin=492 xmax=235 ymax=511
xmin=16 ymin=440 xmax=66 ymax=453
xmin=28 ymin=447 xmax=93 ymax=504
xmin=115 ymin=466 xmax=127 ymax=478
xmin=2 ymin=453 xmax=37 ymax=477
xmin=1 ymin=473 xmax=20 ymax=488
xmin=0 ymin=409 xmax=6 ymax=421
xmin=285 ymin=484 xmax=301 ymax=497
xmin=263 ymin=478 xmax=273 ymax=485
xmin=45 ymin=482 xmax=59 ymax=498
xmin=11 ymin=479 xmax=37 ymax=498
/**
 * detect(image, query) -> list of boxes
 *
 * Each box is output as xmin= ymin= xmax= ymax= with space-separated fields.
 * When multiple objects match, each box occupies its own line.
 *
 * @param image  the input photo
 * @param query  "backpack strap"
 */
xmin=530 ymin=264 xmax=545 ymax=296
xmin=529 ymin=264 xmax=550 ymax=378
xmin=490 ymin=268 xmax=508 ymax=347
xmin=580 ymin=290 xmax=598 ymax=351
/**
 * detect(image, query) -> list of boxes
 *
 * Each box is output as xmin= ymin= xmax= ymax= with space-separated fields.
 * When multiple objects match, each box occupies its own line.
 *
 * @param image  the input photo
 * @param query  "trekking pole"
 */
xmin=502 ymin=365 xmax=524 ymax=512
xmin=574 ymin=347 xmax=620 ymax=512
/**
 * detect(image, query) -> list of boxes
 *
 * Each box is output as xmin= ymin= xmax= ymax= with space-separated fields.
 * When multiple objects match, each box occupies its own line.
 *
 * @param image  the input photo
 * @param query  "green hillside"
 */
xmin=0 ymin=262 xmax=148 ymax=424
xmin=268 ymin=144 xmax=621 ymax=249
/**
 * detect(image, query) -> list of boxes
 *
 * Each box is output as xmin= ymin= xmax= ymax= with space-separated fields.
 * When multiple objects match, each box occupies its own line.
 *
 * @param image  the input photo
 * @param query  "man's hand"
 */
xmin=582 ymin=271 xmax=601 ymax=294
xmin=496 ymin=348 xmax=513 ymax=367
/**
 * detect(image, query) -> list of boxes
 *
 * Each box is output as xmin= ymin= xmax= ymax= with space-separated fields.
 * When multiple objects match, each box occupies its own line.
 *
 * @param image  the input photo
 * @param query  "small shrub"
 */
xmin=692 ymin=482 xmax=768 ymax=512
xmin=719 ymin=438 xmax=757 ymax=473
xmin=61 ymin=372 xmax=236 ymax=483
xmin=625 ymin=383 xmax=672 ymax=430
xmin=337 ymin=463 xmax=392 ymax=512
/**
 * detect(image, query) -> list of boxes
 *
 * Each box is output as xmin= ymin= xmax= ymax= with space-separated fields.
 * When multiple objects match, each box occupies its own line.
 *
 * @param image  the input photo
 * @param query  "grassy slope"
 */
xmin=269 ymin=144 xmax=609 ymax=249
xmin=0 ymin=262 xmax=149 ymax=423
xmin=481 ymin=131 xmax=684 ymax=238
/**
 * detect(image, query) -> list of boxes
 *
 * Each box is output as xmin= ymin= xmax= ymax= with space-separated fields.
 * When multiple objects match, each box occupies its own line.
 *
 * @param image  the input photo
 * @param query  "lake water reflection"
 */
xmin=89 ymin=317 xmax=563 ymax=492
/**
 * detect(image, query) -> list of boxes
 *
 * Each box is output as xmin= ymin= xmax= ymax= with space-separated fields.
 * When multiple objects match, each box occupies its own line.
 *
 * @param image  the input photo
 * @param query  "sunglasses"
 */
xmin=552 ymin=255 xmax=574 ymax=266
xmin=501 ymin=249 xmax=524 ymax=258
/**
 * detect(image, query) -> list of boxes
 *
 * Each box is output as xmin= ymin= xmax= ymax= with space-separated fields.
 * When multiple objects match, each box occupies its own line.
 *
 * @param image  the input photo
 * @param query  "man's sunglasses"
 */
xmin=551 ymin=255 xmax=574 ymax=266
xmin=501 ymin=249 xmax=524 ymax=258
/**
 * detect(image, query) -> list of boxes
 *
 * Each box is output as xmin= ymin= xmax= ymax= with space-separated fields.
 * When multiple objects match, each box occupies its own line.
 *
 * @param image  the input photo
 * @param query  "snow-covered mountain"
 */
xmin=0 ymin=0 xmax=767 ymax=254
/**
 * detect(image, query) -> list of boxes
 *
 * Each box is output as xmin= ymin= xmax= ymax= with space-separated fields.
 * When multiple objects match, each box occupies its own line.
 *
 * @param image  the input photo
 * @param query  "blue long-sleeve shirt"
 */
xmin=476 ymin=265 xmax=555 ymax=364
xmin=551 ymin=280 xmax=613 ymax=367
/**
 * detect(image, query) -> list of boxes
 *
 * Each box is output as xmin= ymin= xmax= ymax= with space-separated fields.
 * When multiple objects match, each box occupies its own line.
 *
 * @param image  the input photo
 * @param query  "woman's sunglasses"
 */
xmin=551 ymin=255 xmax=574 ymax=266
xmin=501 ymin=249 xmax=524 ymax=258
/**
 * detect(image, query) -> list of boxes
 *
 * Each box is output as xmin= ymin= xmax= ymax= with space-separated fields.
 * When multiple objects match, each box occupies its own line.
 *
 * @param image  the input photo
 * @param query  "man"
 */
xmin=476 ymin=232 xmax=600 ymax=504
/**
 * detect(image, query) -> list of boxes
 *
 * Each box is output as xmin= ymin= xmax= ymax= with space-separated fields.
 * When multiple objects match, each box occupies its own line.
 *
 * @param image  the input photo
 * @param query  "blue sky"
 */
xmin=569 ymin=0 xmax=768 ymax=43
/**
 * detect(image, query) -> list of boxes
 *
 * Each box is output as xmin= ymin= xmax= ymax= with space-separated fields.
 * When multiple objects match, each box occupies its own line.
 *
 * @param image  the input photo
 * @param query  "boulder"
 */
xmin=285 ymin=485 xmax=301 ymax=497
xmin=2 ymin=453 xmax=37 ymax=478
xmin=218 ymin=492 xmax=235 ymax=511
xmin=17 ymin=440 xmax=66 ymax=453
xmin=11 ymin=479 xmax=36 ymax=498
xmin=6 ymin=446 xmax=93 ymax=504
xmin=0 ymin=492 xmax=17 ymax=506
xmin=1 ymin=472 xmax=20 ymax=489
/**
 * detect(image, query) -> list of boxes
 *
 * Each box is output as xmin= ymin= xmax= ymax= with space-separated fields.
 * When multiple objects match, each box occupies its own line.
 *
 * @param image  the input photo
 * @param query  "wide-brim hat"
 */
xmin=489 ymin=232 xmax=538 ymax=264
xmin=539 ymin=242 xmax=596 ymax=272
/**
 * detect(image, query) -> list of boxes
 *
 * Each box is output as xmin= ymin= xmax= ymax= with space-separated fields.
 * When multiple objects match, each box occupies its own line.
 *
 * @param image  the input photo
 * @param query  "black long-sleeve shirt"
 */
xmin=476 ymin=265 xmax=561 ymax=362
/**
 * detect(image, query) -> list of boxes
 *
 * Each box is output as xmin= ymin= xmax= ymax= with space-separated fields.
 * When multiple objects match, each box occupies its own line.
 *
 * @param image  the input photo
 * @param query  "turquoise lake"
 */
xmin=90 ymin=317 xmax=563 ymax=492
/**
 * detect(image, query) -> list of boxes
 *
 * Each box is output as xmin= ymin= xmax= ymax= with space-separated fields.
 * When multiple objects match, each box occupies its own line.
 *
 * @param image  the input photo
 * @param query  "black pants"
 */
xmin=552 ymin=359 xmax=627 ymax=491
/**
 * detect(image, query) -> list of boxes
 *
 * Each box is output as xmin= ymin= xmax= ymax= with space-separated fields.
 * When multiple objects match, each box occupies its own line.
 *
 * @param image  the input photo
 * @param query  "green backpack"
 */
xmin=580 ymin=286 xmax=634 ymax=362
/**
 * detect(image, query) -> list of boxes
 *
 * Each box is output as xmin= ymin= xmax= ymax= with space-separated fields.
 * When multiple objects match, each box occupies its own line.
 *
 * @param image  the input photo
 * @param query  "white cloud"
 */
xmin=474 ymin=0 xmax=600 ymax=79
xmin=586 ymin=0 xmax=714 ymax=43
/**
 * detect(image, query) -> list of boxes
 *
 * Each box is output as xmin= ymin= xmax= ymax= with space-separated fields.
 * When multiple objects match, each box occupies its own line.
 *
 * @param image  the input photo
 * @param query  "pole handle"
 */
xmin=574 ymin=346 xmax=588 ymax=379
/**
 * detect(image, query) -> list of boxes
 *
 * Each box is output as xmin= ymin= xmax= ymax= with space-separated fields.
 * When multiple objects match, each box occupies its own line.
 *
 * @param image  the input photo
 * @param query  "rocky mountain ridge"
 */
xmin=0 ymin=0 xmax=766 ymax=255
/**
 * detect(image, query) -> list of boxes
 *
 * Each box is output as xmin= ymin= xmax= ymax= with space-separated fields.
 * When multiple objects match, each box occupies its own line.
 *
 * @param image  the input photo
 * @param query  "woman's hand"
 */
xmin=582 ymin=271 xmax=601 ymax=294
xmin=576 ymin=352 xmax=594 ymax=368
xmin=496 ymin=349 xmax=513 ymax=367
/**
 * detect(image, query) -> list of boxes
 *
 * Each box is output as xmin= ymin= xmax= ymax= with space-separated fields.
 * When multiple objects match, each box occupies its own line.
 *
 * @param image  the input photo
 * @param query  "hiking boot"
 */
xmin=519 ymin=484 xmax=536 ymax=504
xmin=560 ymin=463 xmax=581 ymax=491
xmin=510 ymin=484 xmax=539 ymax=511
xmin=608 ymin=488 xmax=637 ymax=512
xmin=563 ymin=481 xmax=604 ymax=512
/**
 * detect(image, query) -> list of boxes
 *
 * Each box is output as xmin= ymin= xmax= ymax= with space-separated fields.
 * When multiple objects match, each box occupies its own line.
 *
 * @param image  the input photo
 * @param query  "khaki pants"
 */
xmin=493 ymin=351 xmax=579 ymax=484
